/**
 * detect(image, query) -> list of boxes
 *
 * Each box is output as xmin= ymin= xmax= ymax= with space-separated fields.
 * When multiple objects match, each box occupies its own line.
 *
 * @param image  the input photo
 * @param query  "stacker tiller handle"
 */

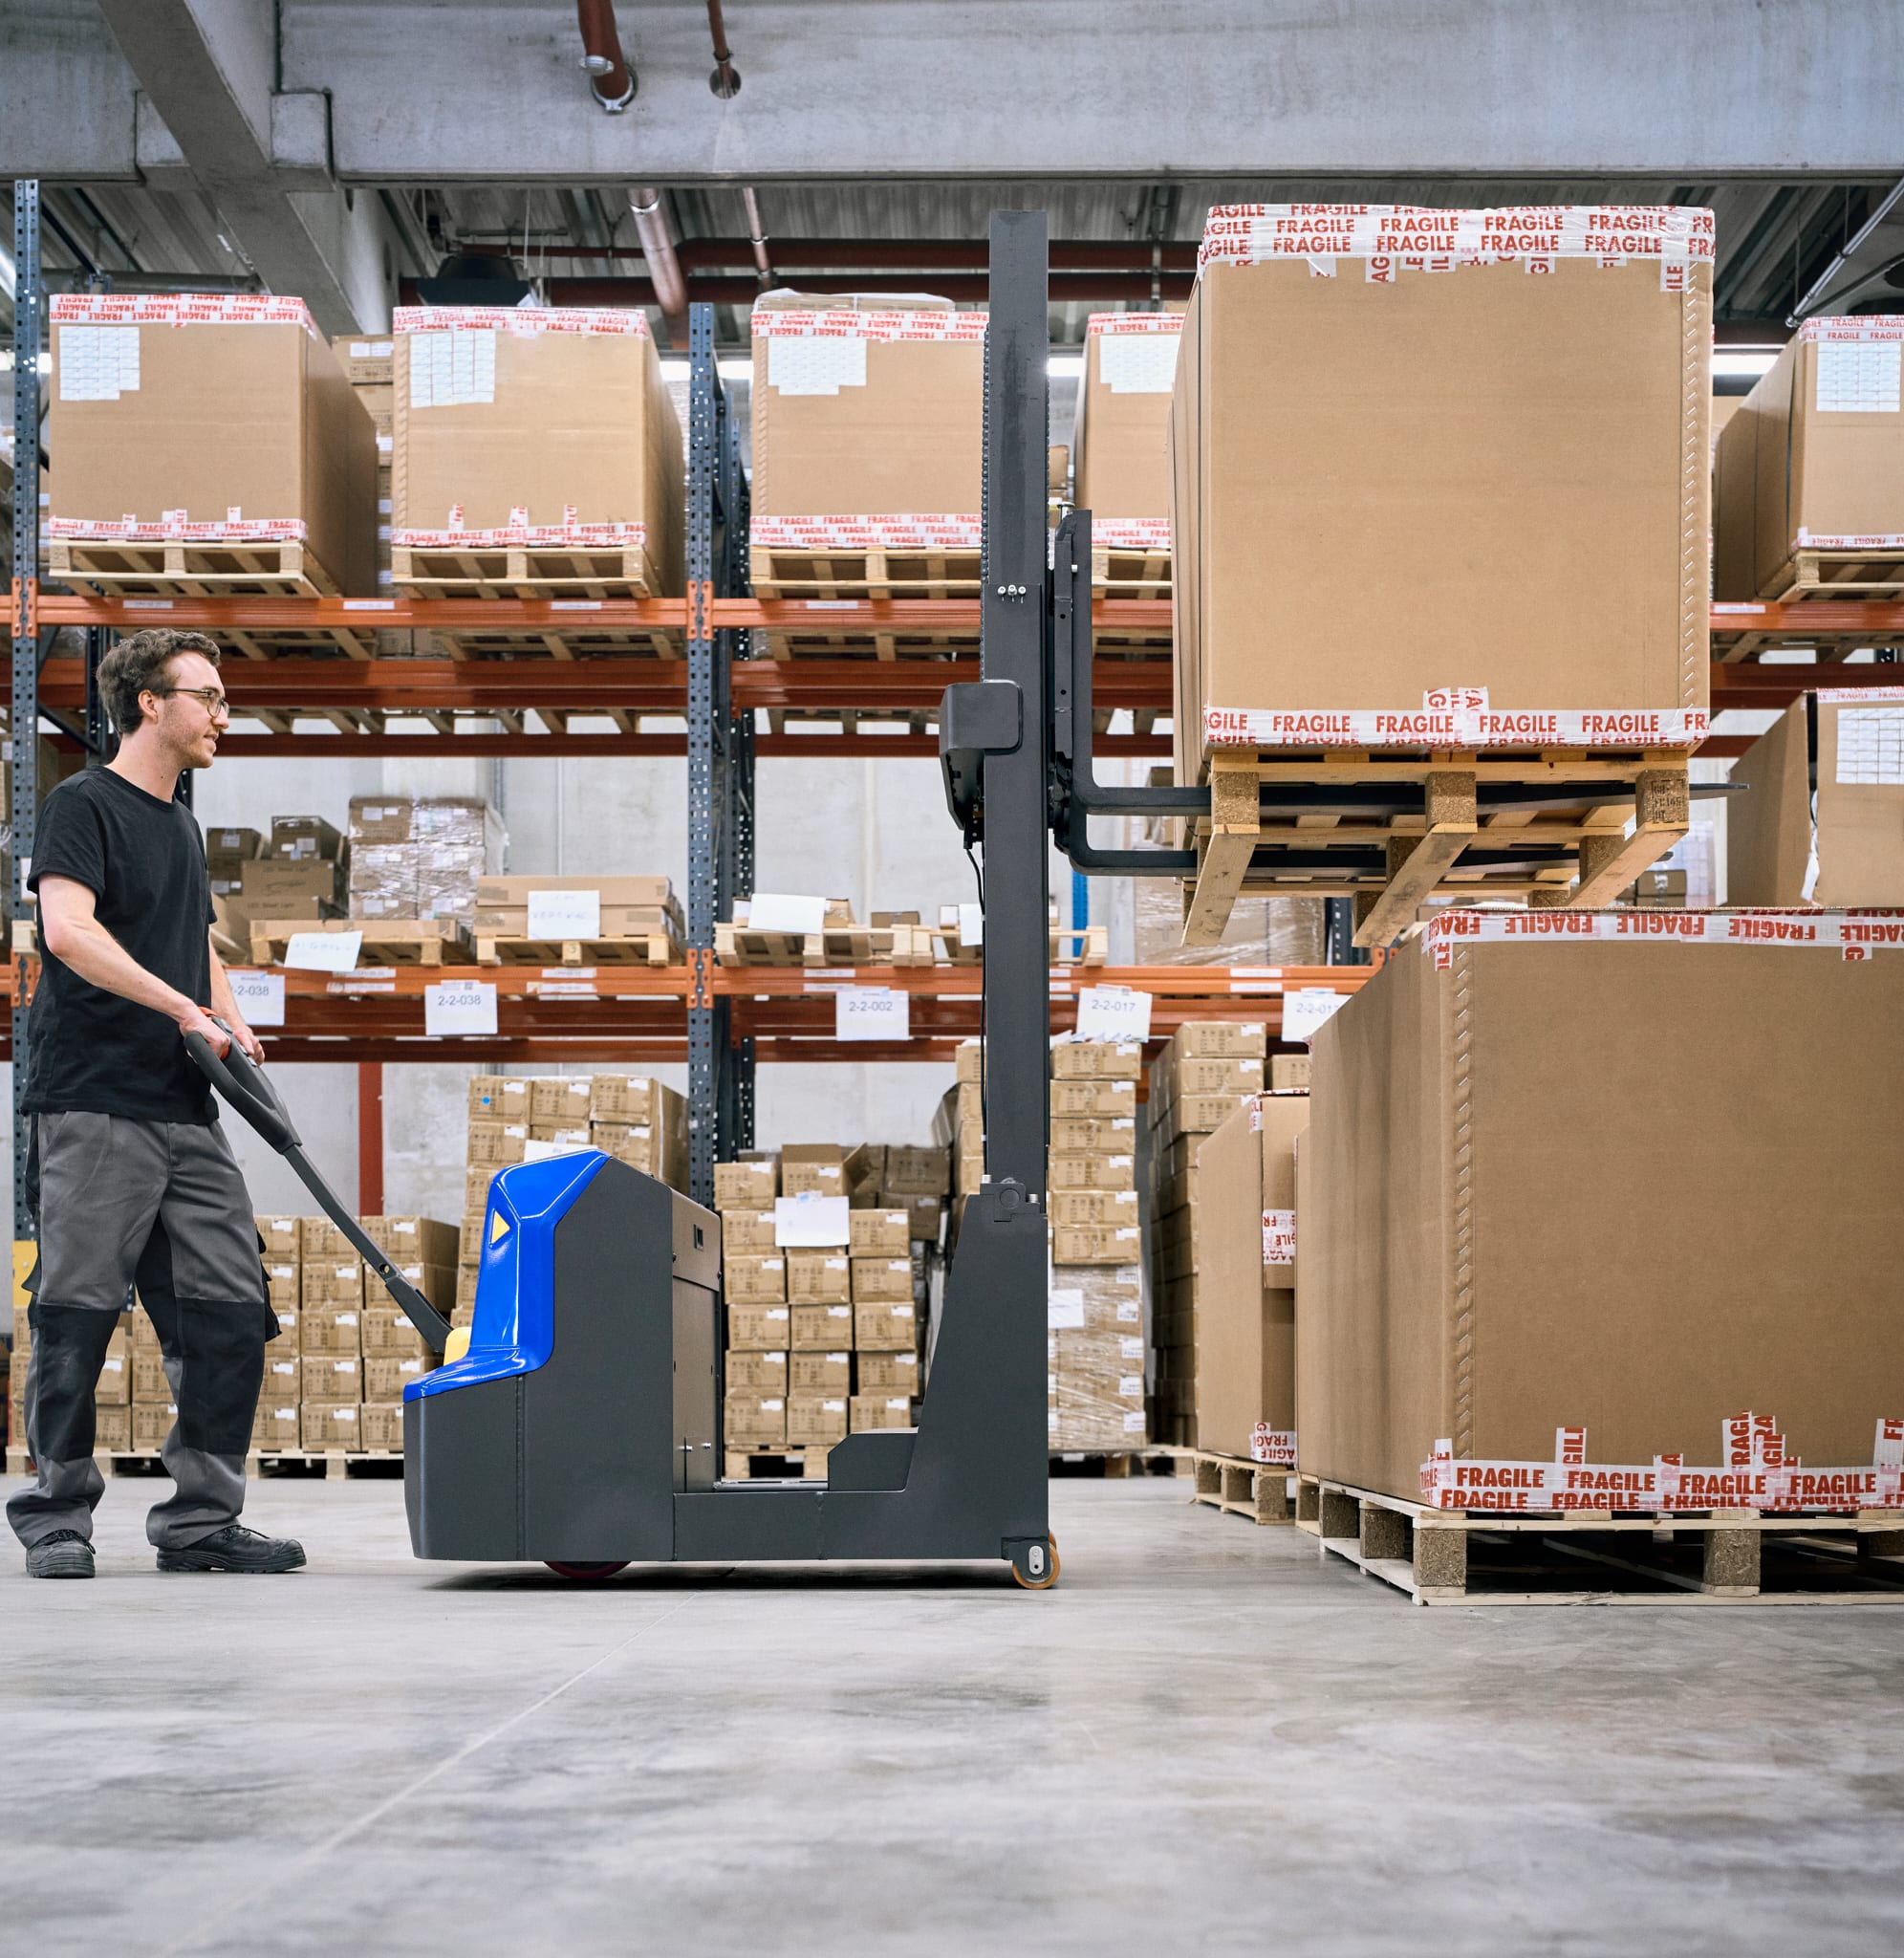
xmin=185 ymin=1018 xmax=456 ymax=1353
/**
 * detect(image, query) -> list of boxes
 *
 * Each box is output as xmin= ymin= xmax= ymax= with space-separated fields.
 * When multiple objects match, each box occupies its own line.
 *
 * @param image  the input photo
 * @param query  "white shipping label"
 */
xmin=747 ymin=892 xmax=828 ymax=934
xmin=1835 ymin=707 xmax=1904 ymax=786
xmin=526 ymin=888 xmax=601 ymax=939
xmin=1123 ymin=1411 xmax=1146 ymax=1432
xmin=957 ymin=902 xmax=984 ymax=947
xmin=409 ymin=329 xmax=497 ymax=407
xmin=1099 ymin=332 xmax=1180 ymax=394
xmin=226 ymin=968 xmax=285 ymax=1028
xmin=1048 ymin=1288 xmax=1086 ymax=1330
xmin=835 ymin=987 xmax=910 ymax=1041
xmin=1073 ymin=986 xmax=1153 ymax=1042
xmin=1282 ymin=988 xmax=1349 ymax=1044
xmin=283 ymin=930 xmax=362 ymax=974
xmin=423 ymin=980 xmax=498 ymax=1036
xmin=767 ymin=335 xmax=868 ymax=396
xmin=57 ymin=325 xmax=140 ymax=401
xmin=1263 ymin=1208 xmax=1297 ymax=1267
xmin=1817 ymin=340 xmax=1901 ymax=413
xmin=1119 ymin=1375 xmax=1144 ymax=1398
xmin=773 ymin=1194 xmax=851 ymax=1248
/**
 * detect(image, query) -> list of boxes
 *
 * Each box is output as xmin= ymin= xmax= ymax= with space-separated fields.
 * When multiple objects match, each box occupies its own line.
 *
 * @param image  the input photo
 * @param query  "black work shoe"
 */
xmin=157 ymin=1523 xmax=306 ymax=1574
xmin=27 ymin=1530 xmax=95 ymax=1578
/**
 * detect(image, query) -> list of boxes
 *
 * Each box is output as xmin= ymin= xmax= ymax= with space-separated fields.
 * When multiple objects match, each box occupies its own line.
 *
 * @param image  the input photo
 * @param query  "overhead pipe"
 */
xmin=515 ymin=239 xmax=1202 ymax=274
xmin=741 ymin=188 xmax=773 ymax=285
xmin=529 ymin=272 xmax=1198 ymax=309
xmin=628 ymin=188 xmax=689 ymax=344
xmin=576 ymin=0 xmax=637 ymax=112
xmin=706 ymin=1 xmax=741 ymax=97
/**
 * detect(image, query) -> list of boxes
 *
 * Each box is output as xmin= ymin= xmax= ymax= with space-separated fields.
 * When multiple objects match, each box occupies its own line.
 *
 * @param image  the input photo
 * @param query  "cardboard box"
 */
xmin=714 ymin=1159 xmax=779 ymax=1210
xmin=1164 ymin=1055 xmax=1265 ymax=1098
xmin=788 ymin=1393 xmax=850 ymax=1447
xmin=724 ymin=1393 xmax=787 ymax=1448
xmin=1173 ymin=207 xmax=1711 ymax=776
xmin=780 ymin=1145 xmax=847 ymax=1198
xmin=789 ymin=1350 xmax=853 ymax=1393
xmin=265 ymin=1263 xmax=300 ymax=1311
xmin=790 ymin=1303 xmax=855 ymax=1351
xmin=726 ymin=1255 xmax=787 ymax=1305
xmin=1048 ymin=1153 xmax=1136 ymax=1192
xmin=468 ymin=1076 xmax=531 ymax=1120
xmin=1726 ymin=693 xmax=1904 ymax=908
xmin=458 ymin=1217 xmax=486 ymax=1267
xmin=299 ymin=1217 xmax=358 ymax=1262
xmin=530 ymin=1077 xmax=595 ymax=1126
xmin=1049 ymin=1265 xmax=1144 ymax=1335
xmin=1049 ymin=1039 xmax=1144 ymax=1080
xmin=750 ymin=296 xmax=983 ymax=530
xmin=256 ymin=1214 xmax=302 ymax=1260
xmin=1049 ymin=1078 xmax=1138 ymax=1119
xmin=361 ymin=1307 xmax=433 ymax=1359
xmin=301 ymin=1402 xmax=361 ymax=1450
xmin=270 ymin=816 xmax=345 ymax=862
xmin=726 ymin=1304 xmax=791 ymax=1352
xmin=725 ymin=1349 xmax=790 ymax=1393
xmin=302 ymin=1262 xmax=364 ymax=1309
xmin=301 ymin=1354 xmax=362 ymax=1402
xmin=206 ymin=825 xmax=265 ymax=871
xmin=956 ymin=1040 xmax=984 ymax=1085
xmin=467 ymin=1121 xmax=530 ymax=1166
xmin=1074 ymin=312 xmax=1181 ymax=530
xmin=455 ymin=1265 xmax=480 ymax=1315
xmin=111 ymin=1403 xmax=151 ymax=1451
xmin=1051 ymin=1224 xmax=1143 ymax=1266
xmin=464 ymin=1164 xmax=498 ymax=1216
xmin=241 ymin=858 xmax=343 ymax=914
xmin=854 ymin=1300 xmax=919 ymax=1351
xmin=882 ymin=1144 xmax=950 ymax=1196
xmin=851 ymin=1257 xmax=913 ymax=1305
xmin=479 ymin=873 xmax=678 ymax=911
xmin=1297 ymin=925 xmax=1904 ymax=1504
xmin=48 ymin=296 xmax=377 ymax=595
xmin=590 ymin=1074 xmax=682 ymax=1124
xmin=305 ymin=1311 xmax=363 ymax=1362
xmin=850 ymin=1394 xmax=915 ymax=1433
xmin=364 ymin=1355 xmax=431 ymax=1403
xmin=892 ymin=1194 xmax=943 ymax=1245
xmin=333 ymin=334 xmax=396 ymax=386
xmin=1049 ymin=1188 xmax=1140 ymax=1229
xmin=393 ymin=307 xmax=682 ymax=594
xmin=131 ymin=1352 xmax=173 ymax=1403
xmin=359 ymin=1216 xmax=459 ymax=1268
xmin=855 ymin=1349 xmax=920 ymax=1396
xmin=253 ymin=1400 xmax=301 ymax=1451
xmin=259 ymin=1354 xmax=303 ymax=1404
xmin=1714 ymin=317 xmax=1904 ymax=600
xmin=528 ymin=1123 xmax=592 ymax=1151
xmin=267 ymin=1306 xmax=298 ymax=1350
xmin=1269 ymin=1055 xmax=1311 ymax=1094
xmin=1050 ymin=1115 xmax=1138 ymax=1156
xmin=788 ymin=1251 xmax=853 ymax=1306
xmin=848 ymin=1209 xmax=910 ymax=1257
xmin=94 ymin=1351 xmax=131 ymax=1405
xmin=721 ymin=1210 xmax=780 ymax=1258
xmin=593 ymin=1121 xmax=688 ymax=1189
xmin=360 ymin=1403 xmax=404 ymax=1451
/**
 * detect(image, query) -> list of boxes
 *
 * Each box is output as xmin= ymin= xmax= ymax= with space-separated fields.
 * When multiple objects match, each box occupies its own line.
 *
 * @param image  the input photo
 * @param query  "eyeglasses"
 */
xmin=156 ymin=686 xmax=230 ymax=721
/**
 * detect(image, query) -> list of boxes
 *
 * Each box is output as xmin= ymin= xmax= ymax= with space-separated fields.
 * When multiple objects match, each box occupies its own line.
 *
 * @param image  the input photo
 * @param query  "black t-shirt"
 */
xmin=24 ymin=768 xmax=217 ymax=1123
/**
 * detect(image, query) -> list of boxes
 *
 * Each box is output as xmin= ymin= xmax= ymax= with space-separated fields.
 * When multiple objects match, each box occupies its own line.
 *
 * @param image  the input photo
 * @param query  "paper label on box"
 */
xmin=226 ymin=968 xmax=285 ymax=1028
xmin=523 ymin=1136 xmax=593 ymax=1164
xmin=1122 ymin=1411 xmax=1147 ymax=1433
xmin=958 ymin=902 xmax=984 ymax=947
xmin=1835 ymin=707 xmax=1904 ymax=786
xmin=57 ymin=324 xmax=141 ymax=401
xmin=1072 ymin=986 xmax=1153 ymax=1041
xmin=1263 ymin=1208 xmax=1297 ymax=1267
xmin=746 ymin=892 xmax=828 ymax=934
xmin=1048 ymin=1288 xmax=1086 ymax=1330
xmin=1099 ymin=332 xmax=1179 ymax=394
xmin=526 ymin=888 xmax=600 ymax=938
xmin=283 ymin=930 xmax=361 ymax=974
xmin=409 ymin=328 xmax=497 ymax=407
xmin=1816 ymin=340 xmax=1901 ymax=413
xmin=774 ymin=1194 xmax=851 ymax=1248
xmin=424 ymin=980 xmax=498 ymax=1036
xmin=768 ymin=335 xmax=868 ymax=396
xmin=1117 ymin=1299 xmax=1140 ymax=1322
xmin=1282 ymin=989 xmax=1348 ymax=1043
xmin=835 ymin=987 xmax=910 ymax=1041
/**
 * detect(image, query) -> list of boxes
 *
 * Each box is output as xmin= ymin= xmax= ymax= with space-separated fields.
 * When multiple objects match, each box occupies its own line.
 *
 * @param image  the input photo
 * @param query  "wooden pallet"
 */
xmin=390 ymin=542 xmax=677 ymax=660
xmin=715 ymin=921 xmax=937 ymax=968
xmin=48 ymin=536 xmax=375 ymax=660
xmin=1186 ymin=1449 xmax=1298 ymax=1524
xmin=475 ymin=932 xmax=682 ymax=968
xmin=723 ymin=1447 xmax=831 ymax=1482
xmin=249 ymin=919 xmax=476 ymax=967
xmin=749 ymin=543 xmax=982 ymax=660
xmin=1714 ymin=556 xmax=1904 ymax=662
xmin=1185 ymin=750 xmax=1692 ymax=951
xmin=936 ymin=925 xmax=1109 ymax=967
xmin=1093 ymin=543 xmax=1174 ymax=600
xmin=1763 ymin=547 xmax=1904 ymax=603
xmin=1297 ymin=1475 xmax=1904 ymax=1606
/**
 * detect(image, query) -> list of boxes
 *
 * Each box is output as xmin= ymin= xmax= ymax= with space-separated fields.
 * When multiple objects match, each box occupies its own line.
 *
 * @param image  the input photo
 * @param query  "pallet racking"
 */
xmin=10 ymin=175 xmax=1904 ymax=1228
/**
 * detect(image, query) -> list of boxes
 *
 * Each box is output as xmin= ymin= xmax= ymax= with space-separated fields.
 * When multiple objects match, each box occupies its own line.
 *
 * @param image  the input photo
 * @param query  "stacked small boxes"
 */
xmin=331 ymin=334 xmax=396 ymax=595
xmin=463 ymin=1074 xmax=533 ymax=1323
xmin=1048 ymin=1037 xmax=1147 ymax=1451
xmin=299 ymin=1216 xmax=367 ymax=1453
xmin=359 ymin=1216 xmax=457 ymax=1449
xmin=1146 ymin=1022 xmax=1266 ymax=1446
xmin=587 ymin=1075 xmax=688 ymax=1190
xmin=714 ymin=1154 xmax=791 ymax=1454
xmin=347 ymin=795 xmax=504 ymax=929
xmin=234 ymin=815 xmax=347 ymax=947
xmin=254 ymin=1212 xmax=304 ymax=1452
xmin=937 ymin=1042 xmax=986 ymax=1205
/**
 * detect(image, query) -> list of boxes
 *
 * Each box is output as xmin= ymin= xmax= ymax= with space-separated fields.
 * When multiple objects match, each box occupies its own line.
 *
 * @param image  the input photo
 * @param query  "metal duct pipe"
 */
xmin=628 ymin=188 xmax=689 ymax=343
xmin=576 ymin=0 xmax=637 ymax=112
xmin=742 ymin=188 xmax=772 ymax=284
xmin=706 ymin=1 xmax=741 ymax=97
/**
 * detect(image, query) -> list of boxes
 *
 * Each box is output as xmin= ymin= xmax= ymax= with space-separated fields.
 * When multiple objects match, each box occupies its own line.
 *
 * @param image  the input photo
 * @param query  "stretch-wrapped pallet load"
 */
xmin=1172 ymin=206 xmax=1713 ymax=779
xmin=1714 ymin=315 xmax=1904 ymax=602
xmin=390 ymin=306 xmax=684 ymax=595
xmin=47 ymin=294 xmax=379 ymax=596
xmin=1048 ymin=1037 xmax=1148 ymax=1452
xmin=1073 ymin=311 xmax=1180 ymax=571
xmin=347 ymin=795 xmax=505 ymax=929
xmin=749 ymin=295 xmax=984 ymax=572
xmin=1298 ymin=912 xmax=1904 ymax=1511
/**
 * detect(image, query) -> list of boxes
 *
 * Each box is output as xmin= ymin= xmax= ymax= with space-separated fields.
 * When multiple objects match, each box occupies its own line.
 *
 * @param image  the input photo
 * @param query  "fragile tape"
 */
xmin=1794 ymin=529 xmax=1904 ymax=548
xmin=1249 ymin=1426 xmax=1298 ymax=1467
xmin=751 ymin=514 xmax=982 ymax=551
xmin=1093 ymin=518 xmax=1174 ymax=551
xmin=1422 ymin=906 xmax=1904 ymax=969
xmin=50 ymin=293 xmax=320 ymax=337
xmin=391 ymin=306 xmax=650 ymax=337
xmin=1262 ymin=1208 xmax=1296 ymax=1267
xmin=1422 ymin=1417 xmax=1904 ymax=1514
xmin=750 ymin=309 xmax=987 ymax=342
xmin=394 ymin=518 xmax=647 ymax=549
xmin=1817 ymin=686 xmax=1904 ymax=704
xmin=1086 ymin=312 xmax=1183 ymax=337
xmin=48 ymin=514 xmax=308 ymax=542
xmin=1203 ymin=705 xmax=1708 ymax=751
xmin=1799 ymin=316 xmax=1904 ymax=343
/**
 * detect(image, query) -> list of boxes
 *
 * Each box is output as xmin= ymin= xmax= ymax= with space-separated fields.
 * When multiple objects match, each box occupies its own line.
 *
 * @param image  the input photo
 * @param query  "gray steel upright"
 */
xmin=11 ymin=180 xmax=41 ymax=1237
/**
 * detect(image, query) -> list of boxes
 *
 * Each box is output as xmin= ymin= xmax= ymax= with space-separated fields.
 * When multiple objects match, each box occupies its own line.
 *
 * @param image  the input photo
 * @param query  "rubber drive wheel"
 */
xmin=545 ymin=1561 xmax=629 ymax=1580
xmin=1009 ymin=1537 xmax=1060 ymax=1590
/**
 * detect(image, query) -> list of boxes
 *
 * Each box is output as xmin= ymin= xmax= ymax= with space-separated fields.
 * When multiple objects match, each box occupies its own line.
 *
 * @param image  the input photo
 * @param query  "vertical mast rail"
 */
xmin=11 ymin=181 xmax=42 ymax=1238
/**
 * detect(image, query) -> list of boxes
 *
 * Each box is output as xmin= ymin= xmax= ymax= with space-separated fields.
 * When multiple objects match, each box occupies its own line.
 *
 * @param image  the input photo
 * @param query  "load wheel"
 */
xmin=1008 ymin=1536 xmax=1060 ymax=1590
xmin=545 ymin=1561 xmax=629 ymax=1580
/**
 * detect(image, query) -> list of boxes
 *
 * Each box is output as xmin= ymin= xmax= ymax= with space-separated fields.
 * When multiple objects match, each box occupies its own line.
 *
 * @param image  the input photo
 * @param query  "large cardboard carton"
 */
xmin=1726 ymin=690 xmax=1904 ymax=907
xmin=1714 ymin=316 xmax=1904 ymax=600
xmin=1073 ymin=312 xmax=1180 ymax=549
xmin=1297 ymin=915 xmax=1904 ymax=1505
xmin=391 ymin=307 xmax=683 ymax=592
xmin=47 ymin=294 xmax=377 ymax=594
xmin=749 ymin=296 xmax=984 ymax=545
xmin=1173 ymin=207 xmax=1713 ymax=777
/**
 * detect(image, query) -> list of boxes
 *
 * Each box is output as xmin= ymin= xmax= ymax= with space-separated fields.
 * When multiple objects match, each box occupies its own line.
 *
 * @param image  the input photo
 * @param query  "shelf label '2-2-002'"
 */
xmin=835 ymin=988 xmax=909 ymax=1041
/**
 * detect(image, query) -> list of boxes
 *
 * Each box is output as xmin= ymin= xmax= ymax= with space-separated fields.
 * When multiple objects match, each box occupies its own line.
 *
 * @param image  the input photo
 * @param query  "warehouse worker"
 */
xmin=8 ymin=628 xmax=304 ymax=1579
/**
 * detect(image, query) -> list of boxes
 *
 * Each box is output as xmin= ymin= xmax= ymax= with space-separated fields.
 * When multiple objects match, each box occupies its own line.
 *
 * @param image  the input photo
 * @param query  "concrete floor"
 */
xmin=5 ymin=1475 xmax=1904 ymax=1958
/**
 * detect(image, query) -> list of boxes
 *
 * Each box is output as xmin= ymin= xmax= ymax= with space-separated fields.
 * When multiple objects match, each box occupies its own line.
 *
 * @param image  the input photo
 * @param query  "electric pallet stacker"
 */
xmin=190 ymin=212 xmax=1210 ymax=1588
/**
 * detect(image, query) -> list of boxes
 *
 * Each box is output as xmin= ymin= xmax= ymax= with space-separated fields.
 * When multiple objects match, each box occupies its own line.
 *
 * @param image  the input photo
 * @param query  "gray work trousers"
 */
xmin=7 ymin=1112 xmax=276 ymax=1553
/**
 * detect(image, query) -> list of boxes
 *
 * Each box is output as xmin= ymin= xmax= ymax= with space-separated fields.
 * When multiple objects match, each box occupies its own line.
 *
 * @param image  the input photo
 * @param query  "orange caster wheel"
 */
xmin=1008 ymin=1536 xmax=1059 ymax=1589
